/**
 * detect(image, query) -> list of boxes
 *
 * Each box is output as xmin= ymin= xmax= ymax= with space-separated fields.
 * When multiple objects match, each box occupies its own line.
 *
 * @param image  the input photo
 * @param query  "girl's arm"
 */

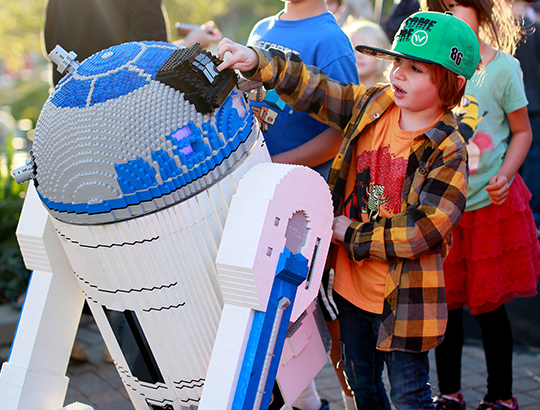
xmin=179 ymin=21 xmax=223 ymax=49
xmin=485 ymin=106 xmax=532 ymax=205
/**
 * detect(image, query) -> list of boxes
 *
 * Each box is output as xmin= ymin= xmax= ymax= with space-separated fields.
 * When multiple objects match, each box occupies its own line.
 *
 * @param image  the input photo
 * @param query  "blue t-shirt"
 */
xmin=247 ymin=12 xmax=359 ymax=179
xmin=455 ymin=51 xmax=528 ymax=211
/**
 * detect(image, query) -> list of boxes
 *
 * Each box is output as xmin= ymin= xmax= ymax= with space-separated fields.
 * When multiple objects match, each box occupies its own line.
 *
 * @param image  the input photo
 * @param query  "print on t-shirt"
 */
xmin=455 ymin=95 xmax=494 ymax=174
xmin=344 ymin=145 xmax=408 ymax=223
xmin=248 ymin=88 xmax=288 ymax=132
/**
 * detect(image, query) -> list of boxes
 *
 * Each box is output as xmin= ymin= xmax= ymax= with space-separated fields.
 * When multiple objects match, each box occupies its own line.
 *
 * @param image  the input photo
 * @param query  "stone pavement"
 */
xmin=1 ymin=308 xmax=539 ymax=410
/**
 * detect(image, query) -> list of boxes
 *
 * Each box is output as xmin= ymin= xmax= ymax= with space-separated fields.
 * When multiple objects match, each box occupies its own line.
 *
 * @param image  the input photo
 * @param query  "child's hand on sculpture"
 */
xmin=217 ymin=38 xmax=259 ymax=72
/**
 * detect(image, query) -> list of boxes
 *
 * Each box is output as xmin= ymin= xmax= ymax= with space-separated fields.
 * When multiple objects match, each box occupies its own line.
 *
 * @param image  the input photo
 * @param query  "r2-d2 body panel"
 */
xmin=31 ymin=41 xmax=270 ymax=409
xmin=1 ymin=40 xmax=334 ymax=410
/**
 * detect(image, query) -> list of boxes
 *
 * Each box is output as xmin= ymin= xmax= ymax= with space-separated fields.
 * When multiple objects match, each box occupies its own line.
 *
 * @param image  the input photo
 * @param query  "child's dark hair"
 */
xmin=421 ymin=0 xmax=522 ymax=55
xmin=427 ymin=64 xmax=465 ymax=112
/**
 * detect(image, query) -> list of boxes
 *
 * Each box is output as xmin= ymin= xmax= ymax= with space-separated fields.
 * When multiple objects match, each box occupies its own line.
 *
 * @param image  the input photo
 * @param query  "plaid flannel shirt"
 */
xmin=246 ymin=48 xmax=469 ymax=352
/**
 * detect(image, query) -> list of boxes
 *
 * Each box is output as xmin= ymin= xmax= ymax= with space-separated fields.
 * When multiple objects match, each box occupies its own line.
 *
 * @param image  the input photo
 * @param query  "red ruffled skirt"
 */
xmin=443 ymin=173 xmax=540 ymax=315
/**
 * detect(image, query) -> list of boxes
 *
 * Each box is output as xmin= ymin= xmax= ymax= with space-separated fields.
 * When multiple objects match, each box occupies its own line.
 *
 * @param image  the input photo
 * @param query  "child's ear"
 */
xmin=457 ymin=75 xmax=467 ymax=92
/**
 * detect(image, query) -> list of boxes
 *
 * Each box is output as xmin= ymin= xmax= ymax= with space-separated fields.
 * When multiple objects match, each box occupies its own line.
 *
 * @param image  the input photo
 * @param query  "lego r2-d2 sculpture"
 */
xmin=0 ymin=40 xmax=334 ymax=410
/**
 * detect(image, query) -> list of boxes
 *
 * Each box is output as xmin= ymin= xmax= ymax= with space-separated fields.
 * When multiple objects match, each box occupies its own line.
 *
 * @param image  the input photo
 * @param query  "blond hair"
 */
xmin=344 ymin=19 xmax=392 ymax=83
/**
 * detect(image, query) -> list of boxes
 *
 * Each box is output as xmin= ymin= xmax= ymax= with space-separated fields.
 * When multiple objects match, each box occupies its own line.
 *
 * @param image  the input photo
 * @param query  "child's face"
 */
xmin=390 ymin=58 xmax=442 ymax=115
xmin=351 ymin=33 xmax=381 ymax=82
xmin=443 ymin=0 xmax=480 ymax=34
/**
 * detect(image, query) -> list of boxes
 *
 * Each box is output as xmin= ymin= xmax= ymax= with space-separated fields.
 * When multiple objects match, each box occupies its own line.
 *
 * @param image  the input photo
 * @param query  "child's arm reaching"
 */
xmin=217 ymin=38 xmax=361 ymax=133
xmin=485 ymin=106 xmax=532 ymax=205
xmin=217 ymin=38 xmax=348 ymax=168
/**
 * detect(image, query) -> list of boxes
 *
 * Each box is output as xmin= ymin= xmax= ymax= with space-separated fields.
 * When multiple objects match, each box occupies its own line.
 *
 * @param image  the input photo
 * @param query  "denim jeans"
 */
xmin=335 ymin=293 xmax=435 ymax=410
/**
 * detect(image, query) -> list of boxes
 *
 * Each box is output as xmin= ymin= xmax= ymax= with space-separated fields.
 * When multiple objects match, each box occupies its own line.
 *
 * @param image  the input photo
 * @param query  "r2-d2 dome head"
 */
xmin=31 ymin=41 xmax=260 ymax=224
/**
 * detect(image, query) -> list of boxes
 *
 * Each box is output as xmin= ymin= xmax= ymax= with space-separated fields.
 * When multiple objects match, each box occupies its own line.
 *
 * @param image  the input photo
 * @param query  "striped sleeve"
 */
xmin=245 ymin=48 xmax=362 ymax=134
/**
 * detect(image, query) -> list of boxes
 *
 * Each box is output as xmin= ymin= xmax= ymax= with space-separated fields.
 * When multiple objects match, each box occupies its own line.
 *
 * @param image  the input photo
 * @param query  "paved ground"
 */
xmin=1 ymin=307 xmax=540 ymax=410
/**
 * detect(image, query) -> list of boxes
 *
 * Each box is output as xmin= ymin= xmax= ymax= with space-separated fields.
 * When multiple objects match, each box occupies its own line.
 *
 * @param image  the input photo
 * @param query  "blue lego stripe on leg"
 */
xmin=232 ymin=248 xmax=309 ymax=409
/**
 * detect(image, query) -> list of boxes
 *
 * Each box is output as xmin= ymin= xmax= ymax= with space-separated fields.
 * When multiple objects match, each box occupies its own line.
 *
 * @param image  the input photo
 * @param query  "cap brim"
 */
xmin=355 ymin=45 xmax=435 ymax=66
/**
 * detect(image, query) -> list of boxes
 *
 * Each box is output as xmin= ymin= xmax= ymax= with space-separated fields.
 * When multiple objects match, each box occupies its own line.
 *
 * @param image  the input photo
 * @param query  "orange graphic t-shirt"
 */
xmin=334 ymin=105 xmax=444 ymax=313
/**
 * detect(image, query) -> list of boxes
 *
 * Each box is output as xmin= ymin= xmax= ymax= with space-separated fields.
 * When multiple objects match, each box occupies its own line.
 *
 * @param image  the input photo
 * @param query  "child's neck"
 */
xmin=480 ymin=40 xmax=497 ymax=66
xmin=398 ymin=107 xmax=443 ymax=131
xmin=281 ymin=0 xmax=328 ymax=20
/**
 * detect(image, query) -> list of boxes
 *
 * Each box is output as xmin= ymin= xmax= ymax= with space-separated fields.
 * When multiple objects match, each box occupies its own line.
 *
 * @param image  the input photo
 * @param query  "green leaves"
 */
xmin=0 ymin=128 xmax=30 ymax=304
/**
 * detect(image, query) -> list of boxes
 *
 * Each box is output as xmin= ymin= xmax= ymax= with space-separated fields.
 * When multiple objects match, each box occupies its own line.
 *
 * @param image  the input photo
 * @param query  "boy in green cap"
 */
xmin=217 ymin=11 xmax=480 ymax=410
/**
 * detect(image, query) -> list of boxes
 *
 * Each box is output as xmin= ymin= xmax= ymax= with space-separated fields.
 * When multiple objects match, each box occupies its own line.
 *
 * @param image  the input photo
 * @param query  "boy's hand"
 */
xmin=485 ymin=174 xmax=510 ymax=205
xmin=217 ymin=38 xmax=259 ymax=72
xmin=332 ymin=216 xmax=352 ymax=244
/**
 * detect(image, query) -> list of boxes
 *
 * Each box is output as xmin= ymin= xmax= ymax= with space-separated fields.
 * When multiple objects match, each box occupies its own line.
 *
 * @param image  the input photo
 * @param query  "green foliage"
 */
xmin=0 ymin=130 xmax=30 ymax=304
xmin=0 ymin=76 xmax=50 ymax=123
xmin=163 ymin=0 xmax=282 ymax=43
xmin=0 ymin=0 xmax=45 ymax=71
xmin=0 ymin=198 xmax=29 ymax=305
xmin=0 ymin=75 xmax=48 ymax=304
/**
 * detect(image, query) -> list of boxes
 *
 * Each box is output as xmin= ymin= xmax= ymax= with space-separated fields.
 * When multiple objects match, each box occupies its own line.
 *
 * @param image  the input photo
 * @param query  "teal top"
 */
xmin=459 ymin=51 xmax=528 ymax=211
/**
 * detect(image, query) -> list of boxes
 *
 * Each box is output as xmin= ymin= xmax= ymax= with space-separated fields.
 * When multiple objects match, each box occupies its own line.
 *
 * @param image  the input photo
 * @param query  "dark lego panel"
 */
xmin=156 ymin=43 xmax=237 ymax=114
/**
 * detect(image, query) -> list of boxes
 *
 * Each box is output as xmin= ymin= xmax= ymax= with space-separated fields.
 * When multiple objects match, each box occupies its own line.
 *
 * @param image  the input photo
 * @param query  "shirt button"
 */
xmin=374 ymin=113 xmax=380 ymax=119
xmin=419 ymin=167 xmax=427 ymax=175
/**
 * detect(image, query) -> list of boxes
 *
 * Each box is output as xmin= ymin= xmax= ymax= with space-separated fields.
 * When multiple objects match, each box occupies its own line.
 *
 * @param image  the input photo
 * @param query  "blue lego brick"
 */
xmin=232 ymin=310 xmax=265 ymax=410
xmin=116 ymin=158 xmax=157 ymax=194
xmin=91 ymin=70 xmax=149 ymax=106
xmin=264 ymin=90 xmax=288 ymax=111
xmin=132 ymin=43 xmax=176 ymax=78
xmin=275 ymin=249 xmax=309 ymax=285
xmin=52 ymin=42 xmax=176 ymax=109
xmin=41 ymin=86 xmax=257 ymax=217
xmin=51 ymin=77 xmax=93 ymax=108
xmin=77 ymin=42 xmax=142 ymax=76
xmin=233 ymin=248 xmax=309 ymax=410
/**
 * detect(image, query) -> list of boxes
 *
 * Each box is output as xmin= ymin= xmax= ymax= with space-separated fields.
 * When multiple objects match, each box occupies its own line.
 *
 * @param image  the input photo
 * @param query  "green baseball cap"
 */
xmin=356 ymin=11 xmax=481 ymax=79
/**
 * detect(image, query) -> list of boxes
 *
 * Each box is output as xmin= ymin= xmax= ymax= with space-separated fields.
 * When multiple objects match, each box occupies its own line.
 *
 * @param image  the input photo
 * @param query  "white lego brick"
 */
xmin=7 ymin=268 xmax=84 ymax=374
xmin=60 ymin=402 xmax=95 ymax=410
xmin=215 ymin=174 xmax=239 ymax=208
xmin=0 ymin=362 xmax=69 ymax=410
xmin=16 ymin=185 xmax=53 ymax=272
xmin=199 ymin=304 xmax=254 ymax=410
xmin=215 ymin=163 xmax=333 ymax=320
xmin=16 ymin=185 xmax=49 ymax=242
xmin=4 ymin=204 xmax=85 ymax=397
xmin=205 ymin=180 xmax=229 ymax=230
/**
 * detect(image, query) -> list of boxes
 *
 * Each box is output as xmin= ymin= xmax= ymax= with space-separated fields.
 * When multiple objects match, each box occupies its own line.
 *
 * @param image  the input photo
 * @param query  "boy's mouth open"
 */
xmin=392 ymin=84 xmax=406 ymax=97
